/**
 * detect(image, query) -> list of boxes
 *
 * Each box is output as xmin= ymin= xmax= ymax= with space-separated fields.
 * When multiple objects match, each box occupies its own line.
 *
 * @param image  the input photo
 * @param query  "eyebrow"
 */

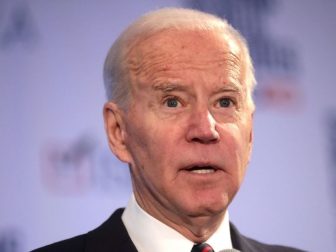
xmin=212 ymin=82 xmax=243 ymax=95
xmin=152 ymin=83 xmax=188 ymax=93
xmin=152 ymin=82 xmax=243 ymax=95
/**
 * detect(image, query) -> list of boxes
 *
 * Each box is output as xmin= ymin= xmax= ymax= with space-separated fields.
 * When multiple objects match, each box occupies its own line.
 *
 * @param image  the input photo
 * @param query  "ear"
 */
xmin=249 ymin=112 xmax=254 ymax=143
xmin=103 ymin=102 xmax=132 ymax=163
xmin=247 ymin=112 xmax=254 ymax=161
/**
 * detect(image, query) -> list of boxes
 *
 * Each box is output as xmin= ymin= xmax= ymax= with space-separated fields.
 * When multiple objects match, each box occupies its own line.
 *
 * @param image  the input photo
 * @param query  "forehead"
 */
xmin=129 ymin=29 xmax=241 ymax=62
xmin=126 ymin=29 xmax=244 ymax=88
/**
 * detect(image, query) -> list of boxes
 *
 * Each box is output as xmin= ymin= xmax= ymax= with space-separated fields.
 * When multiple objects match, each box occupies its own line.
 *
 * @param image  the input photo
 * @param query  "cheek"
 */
xmin=219 ymin=122 xmax=251 ymax=167
xmin=123 ymin=117 xmax=152 ymax=166
xmin=124 ymin=114 xmax=169 ymax=168
xmin=220 ymin=123 xmax=245 ymax=147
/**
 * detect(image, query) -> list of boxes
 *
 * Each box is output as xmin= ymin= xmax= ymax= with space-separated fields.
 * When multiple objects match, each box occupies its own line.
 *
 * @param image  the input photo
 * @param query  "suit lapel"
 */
xmin=230 ymin=222 xmax=257 ymax=252
xmin=85 ymin=208 xmax=138 ymax=252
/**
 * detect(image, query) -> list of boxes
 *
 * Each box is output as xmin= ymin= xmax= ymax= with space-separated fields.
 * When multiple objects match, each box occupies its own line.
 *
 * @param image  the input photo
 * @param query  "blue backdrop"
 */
xmin=1 ymin=0 xmax=335 ymax=251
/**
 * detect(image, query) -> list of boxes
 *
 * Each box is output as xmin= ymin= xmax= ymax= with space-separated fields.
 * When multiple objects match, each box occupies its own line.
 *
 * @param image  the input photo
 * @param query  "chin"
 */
xmin=183 ymin=197 xmax=229 ymax=218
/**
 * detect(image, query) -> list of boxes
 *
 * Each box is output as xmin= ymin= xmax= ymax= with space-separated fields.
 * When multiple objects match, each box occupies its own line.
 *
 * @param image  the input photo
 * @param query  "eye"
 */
xmin=218 ymin=97 xmax=233 ymax=108
xmin=164 ymin=97 xmax=180 ymax=108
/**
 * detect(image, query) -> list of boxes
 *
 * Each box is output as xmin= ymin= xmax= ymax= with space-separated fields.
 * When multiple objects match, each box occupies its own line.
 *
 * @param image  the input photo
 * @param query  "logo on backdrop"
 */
xmin=40 ymin=134 xmax=131 ymax=195
xmin=0 ymin=1 xmax=39 ymax=50
xmin=185 ymin=0 xmax=302 ymax=109
xmin=0 ymin=228 xmax=24 ymax=252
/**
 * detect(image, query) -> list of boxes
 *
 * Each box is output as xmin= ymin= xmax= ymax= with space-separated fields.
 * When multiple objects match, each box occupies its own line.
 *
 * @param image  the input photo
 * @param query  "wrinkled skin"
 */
xmin=104 ymin=29 xmax=253 ymax=242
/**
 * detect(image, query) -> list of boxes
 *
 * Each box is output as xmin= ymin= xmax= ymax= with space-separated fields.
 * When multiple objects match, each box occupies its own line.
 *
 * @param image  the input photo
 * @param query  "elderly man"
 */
xmin=33 ymin=8 xmax=304 ymax=252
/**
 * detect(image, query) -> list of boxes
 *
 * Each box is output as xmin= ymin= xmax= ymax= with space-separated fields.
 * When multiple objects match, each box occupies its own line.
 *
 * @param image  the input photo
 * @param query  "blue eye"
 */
xmin=219 ymin=98 xmax=232 ymax=107
xmin=165 ymin=98 xmax=179 ymax=107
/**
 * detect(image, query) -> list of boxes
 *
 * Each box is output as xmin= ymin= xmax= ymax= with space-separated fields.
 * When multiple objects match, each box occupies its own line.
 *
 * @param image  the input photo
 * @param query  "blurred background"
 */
xmin=1 ymin=0 xmax=335 ymax=251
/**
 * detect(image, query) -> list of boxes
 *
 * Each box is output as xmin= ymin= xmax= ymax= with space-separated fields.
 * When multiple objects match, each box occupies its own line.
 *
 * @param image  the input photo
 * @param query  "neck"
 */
xmin=134 ymin=192 xmax=226 ymax=243
xmin=168 ymin=212 xmax=225 ymax=243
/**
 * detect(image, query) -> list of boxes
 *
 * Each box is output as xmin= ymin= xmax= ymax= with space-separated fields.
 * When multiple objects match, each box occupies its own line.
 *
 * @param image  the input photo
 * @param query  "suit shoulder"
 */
xmin=230 ymin=223 xmax=306 ymax=252
xmin=30 ymin=208 xmax=128 ymax=252
xmin=242 ymin=235 xmax=306 ymax=252
xmin=31 ymin=234 xmax=86 ymax=252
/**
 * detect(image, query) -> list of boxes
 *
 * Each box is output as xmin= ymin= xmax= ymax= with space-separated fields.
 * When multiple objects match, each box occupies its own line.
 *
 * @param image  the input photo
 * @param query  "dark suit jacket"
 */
xmin=32 ymin=208 xmax=305 ymax=252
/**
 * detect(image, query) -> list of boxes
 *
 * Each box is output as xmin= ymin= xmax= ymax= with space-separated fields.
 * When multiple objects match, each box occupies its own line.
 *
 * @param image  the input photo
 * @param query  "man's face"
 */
xmin=106 ymin=30 xmax=253 ymax=225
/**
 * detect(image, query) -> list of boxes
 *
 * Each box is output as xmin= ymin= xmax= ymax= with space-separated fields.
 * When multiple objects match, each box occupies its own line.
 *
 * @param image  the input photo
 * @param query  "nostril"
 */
xmin=186 ymin=110 xmax=219 ymax=143
xmin=190 ymin=129 xmax=220 ymax=144
xmin=191 ymin=136 xmax=219 ymax=144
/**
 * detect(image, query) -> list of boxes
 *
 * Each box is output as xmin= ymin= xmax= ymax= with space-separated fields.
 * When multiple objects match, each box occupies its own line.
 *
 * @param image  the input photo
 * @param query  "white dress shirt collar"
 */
xmin=122 ymin=194 xmax=233 ymax=252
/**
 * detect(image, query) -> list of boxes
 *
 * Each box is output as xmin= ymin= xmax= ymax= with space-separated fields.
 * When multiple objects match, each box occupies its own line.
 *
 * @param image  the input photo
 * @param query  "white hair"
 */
xmin=103 ymin=7 xmax=256 ymax=109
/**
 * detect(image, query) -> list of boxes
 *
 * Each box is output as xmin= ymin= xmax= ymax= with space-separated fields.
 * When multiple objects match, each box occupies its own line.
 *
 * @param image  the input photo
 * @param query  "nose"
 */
xmin=186 ymin=108 xmax=220 ymax=144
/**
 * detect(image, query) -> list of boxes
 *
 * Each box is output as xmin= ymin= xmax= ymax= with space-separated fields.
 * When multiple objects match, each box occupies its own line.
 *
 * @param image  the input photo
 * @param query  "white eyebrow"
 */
xmin=152 ymin=82 xmax=243 ymax=96
xmin=212 ymin=82 xmax=243 ymax=95
xmin=152 ymin=83 xmax=188 ymax=93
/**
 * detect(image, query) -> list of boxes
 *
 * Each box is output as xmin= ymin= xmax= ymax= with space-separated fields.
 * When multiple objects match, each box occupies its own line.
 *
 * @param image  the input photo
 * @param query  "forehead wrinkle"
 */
xmin=127 ymin=32 xmax=241 ymax=69
xmin=128 ymin=51 xmax=242 ymax=84
xmin=128 ymin=52 xmax=177 ymax=80
xmin=125 ymin=30 xmax=246 ymax=97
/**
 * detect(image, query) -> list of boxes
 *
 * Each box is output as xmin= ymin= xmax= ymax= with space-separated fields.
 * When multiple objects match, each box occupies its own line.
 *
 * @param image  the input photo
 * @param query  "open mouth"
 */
xmin=187 ymin=166 xmax=217 ymax=174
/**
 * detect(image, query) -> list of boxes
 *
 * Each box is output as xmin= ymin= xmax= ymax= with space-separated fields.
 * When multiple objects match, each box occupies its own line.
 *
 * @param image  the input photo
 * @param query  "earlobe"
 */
xmin=103 ymin=102 xmax=131 ymax=163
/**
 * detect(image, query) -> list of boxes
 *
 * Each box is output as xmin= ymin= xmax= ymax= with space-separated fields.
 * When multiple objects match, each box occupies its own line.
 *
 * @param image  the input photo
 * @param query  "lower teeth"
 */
xmin=191 ymin=169 xmax=215 ymax=174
